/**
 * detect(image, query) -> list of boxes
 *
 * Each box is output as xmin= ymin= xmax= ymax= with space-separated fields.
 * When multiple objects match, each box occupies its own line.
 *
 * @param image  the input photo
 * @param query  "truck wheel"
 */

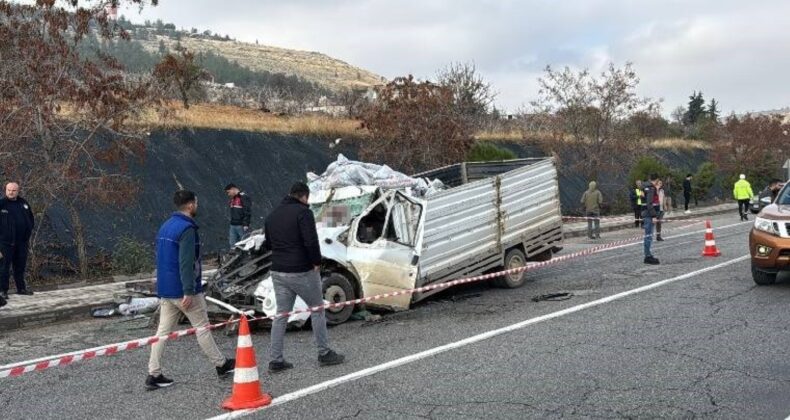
xmin=751 ymin=263 xmax=777 ymax=286
xmin=495 ymin=248 xmax=527 ymax=288
xmin=322 ymin=272 xmax=356 ymax=325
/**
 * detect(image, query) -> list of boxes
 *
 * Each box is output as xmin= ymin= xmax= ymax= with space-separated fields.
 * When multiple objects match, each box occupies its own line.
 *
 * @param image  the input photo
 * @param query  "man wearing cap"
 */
xmin=733 ymin=174 xmax=754 ymax=221
xmin=264 ymin=182 xmax=345 ymax=373
xmin=224 ymin=183 xmax=252 ymax=249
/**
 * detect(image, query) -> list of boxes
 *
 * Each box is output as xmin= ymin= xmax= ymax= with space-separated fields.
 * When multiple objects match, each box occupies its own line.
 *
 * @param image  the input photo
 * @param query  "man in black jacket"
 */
xmin=682 ymin=174 xmax=693 ymax=213
xmin=225 ymin=184 xmax=252 ymax=249
xmin=264 ymin=182 xmax=344 ymax=373
xmin=0 ymin=182 xmax=35 ymax=298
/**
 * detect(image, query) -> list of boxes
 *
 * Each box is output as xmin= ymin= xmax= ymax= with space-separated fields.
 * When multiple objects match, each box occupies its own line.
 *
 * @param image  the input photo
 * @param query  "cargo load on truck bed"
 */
xmin=205 ymin=157 xmax=563 ymax=325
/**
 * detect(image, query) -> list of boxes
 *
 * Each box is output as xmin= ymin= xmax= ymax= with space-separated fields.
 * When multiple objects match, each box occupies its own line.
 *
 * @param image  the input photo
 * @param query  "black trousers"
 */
xmin=738 ymin=199 xmax=750 ymax=217
xmin=683 ymin=192 xmax=691 ymax=211
xmin=0 ymin=242 xmax=29 ymax=293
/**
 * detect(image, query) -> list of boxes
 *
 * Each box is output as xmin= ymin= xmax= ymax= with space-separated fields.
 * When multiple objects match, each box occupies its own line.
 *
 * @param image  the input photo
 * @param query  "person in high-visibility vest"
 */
xmin=733 ymin=174 xmax=754 ymax=221
xmin=629 ymin=180 xmax=645 ymax=228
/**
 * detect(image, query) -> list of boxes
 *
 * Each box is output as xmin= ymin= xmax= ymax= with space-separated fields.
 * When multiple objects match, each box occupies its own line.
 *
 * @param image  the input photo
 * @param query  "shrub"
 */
xmin=694 ymin=162 xmax=717 ymax=202
xmin=112 ymin=236 xmax=155 ymax=276
xmin=467 ymin=142 xmax=517 ymax=162
xmin=628 ymin=156 xmax=670 ymax=185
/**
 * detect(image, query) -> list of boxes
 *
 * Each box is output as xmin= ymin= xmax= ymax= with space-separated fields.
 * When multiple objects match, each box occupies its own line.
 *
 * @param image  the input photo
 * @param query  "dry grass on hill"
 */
xmin=139 ymin=103 xmax=365 ymax=139
xmin=649 ymin=137 xmax=712 ymax=150
xmin=131 ymin=104 xmax=713 ymax=151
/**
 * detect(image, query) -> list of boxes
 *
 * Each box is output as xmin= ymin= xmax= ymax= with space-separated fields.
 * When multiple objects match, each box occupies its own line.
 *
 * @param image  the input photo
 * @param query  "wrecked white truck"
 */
xmin=206 ymin=157 xmax=563 ymax=325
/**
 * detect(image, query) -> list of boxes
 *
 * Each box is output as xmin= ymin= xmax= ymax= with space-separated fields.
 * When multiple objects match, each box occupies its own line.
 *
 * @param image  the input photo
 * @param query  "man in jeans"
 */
xmin=642 ymin=175 xmax=661 ymax=265
xmin=225 ymin=184 xmax=252 ymax=249
xmin=264 ymin=182 xmax=344 ymax=373
xmin=146 ymin=190 xmax=235 ymax=390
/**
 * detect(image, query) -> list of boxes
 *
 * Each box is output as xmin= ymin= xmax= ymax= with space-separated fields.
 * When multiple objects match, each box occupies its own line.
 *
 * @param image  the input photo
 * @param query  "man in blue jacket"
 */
xmin=146 ymin=190 xmax=235 ymax=390
xmin=0 ymin=182 xmax=35 ymax=299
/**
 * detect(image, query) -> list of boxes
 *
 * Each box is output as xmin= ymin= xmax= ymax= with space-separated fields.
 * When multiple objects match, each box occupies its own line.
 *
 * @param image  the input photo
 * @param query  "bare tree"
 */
xmin=0 ymin=0 xmax=161 ymax=277
xmin=528 ymin=62 xmax=660 ymax=179
xmin=712 ymin=114 xmax=790 ymax=187
xmin=153 ymin=46 xmax=209 ymax=109
xmin=437 ymin=62 xmax=496 ymax=129
xmin=360 ymin=75 xmax=473 ymax=173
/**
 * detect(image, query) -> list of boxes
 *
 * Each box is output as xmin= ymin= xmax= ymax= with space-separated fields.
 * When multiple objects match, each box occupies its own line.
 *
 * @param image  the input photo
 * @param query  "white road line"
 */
xmin=207 ymin=254 xmax=751 ymax=420
xmin=562 ymin=220 xmax=749 ymax=257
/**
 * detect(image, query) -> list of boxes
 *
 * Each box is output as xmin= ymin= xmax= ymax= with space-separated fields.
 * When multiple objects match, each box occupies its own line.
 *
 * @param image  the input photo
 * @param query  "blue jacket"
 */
xmin=156 ymin=213 xmax=202 ymax=299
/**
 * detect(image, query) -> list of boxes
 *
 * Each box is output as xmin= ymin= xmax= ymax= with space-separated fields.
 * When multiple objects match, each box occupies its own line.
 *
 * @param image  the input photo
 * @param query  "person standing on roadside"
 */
xmin=642 ymin=175 xmax=661 ymax=265
xmin=655 ymin=179 xmax=666 ymax=242
xmin=580 ymin=181 xmax=603 ymax=239
xmin=663 ymin=175 xmax=674 ymax=215
xmin=225 ymin=184 xmax=252 ymax=249
xmin=629 ymin=180 xmax=645 ymax=228
xmin=0 ymin=182 xmax=35 ymax=299
xmin=146 ymin=190 xmax=235 ymax=390
xmin=733 ymin=174 xmax=754 ymax=221
xmin=264 ymin=182 xmax=344 ymax=373
xmin=682 ymin=174 xmax=693 ymax=213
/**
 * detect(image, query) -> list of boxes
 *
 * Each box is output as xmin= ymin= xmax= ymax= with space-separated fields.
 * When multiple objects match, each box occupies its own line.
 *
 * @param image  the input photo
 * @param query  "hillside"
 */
xmin=139 ymin=36 xmax=385 ymax=92
xmin=116 ymin=17 xmax=385 ymax=93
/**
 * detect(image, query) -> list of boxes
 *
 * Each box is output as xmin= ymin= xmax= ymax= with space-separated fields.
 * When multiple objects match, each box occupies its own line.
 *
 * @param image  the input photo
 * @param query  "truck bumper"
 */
xmin=749 ymin=228 xmax=790 ymax=272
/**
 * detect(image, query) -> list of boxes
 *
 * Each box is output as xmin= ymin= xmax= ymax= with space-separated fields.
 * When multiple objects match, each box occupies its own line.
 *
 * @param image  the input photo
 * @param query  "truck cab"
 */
xmin=749 ymin=182 xmax=790 ymax=284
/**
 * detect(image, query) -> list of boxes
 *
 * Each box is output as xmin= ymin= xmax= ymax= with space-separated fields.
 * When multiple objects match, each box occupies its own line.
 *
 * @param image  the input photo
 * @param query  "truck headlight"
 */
xmin=756 ymin=244 xmax=773 ymax=257
xmin=754 ymin=217 xmax=779 ymax=236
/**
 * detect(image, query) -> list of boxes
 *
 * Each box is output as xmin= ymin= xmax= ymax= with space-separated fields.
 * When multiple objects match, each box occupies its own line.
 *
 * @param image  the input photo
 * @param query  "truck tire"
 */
xmin=751 ymin=263 xmax=777 ymax=286
xmin=494 ymin=248 xmax=527 ymax=288
xmin=322 ymin=272 xmax=356 ymax=325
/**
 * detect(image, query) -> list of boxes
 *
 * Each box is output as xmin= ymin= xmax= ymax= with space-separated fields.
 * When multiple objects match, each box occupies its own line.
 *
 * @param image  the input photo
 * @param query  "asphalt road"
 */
xmin=2 ymin=211 xmax=789 ymax=419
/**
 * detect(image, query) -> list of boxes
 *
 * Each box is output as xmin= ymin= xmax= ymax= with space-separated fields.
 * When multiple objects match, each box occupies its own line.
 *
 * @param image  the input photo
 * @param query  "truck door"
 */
xmin=347 ymin=191 xmax=424 ymax=310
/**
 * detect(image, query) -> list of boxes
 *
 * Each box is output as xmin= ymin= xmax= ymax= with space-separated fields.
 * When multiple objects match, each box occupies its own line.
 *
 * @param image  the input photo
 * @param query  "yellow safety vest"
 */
xmin=635 ymin=188 xmax=644 ymax=206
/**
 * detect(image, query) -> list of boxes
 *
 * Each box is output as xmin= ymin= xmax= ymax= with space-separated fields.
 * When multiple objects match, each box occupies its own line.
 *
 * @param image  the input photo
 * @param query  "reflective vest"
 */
xmin=635 ymin=188 xmax=644 ymax=206
xmin=733 ymin=179 xmax=753 ymax=200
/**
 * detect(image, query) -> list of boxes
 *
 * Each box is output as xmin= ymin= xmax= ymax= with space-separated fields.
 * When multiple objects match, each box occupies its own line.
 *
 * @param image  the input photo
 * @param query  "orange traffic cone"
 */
xmin=702 ymin=220 xmax=721 ymax=257
xmin=222 ymin=317 xmax=272 ymax=411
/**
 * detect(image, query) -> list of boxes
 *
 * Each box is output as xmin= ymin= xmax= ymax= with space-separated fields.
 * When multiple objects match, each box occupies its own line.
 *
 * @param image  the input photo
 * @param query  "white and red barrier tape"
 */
xmin=0 ymin=219 xmax=707 ymax=379
xmin=561 ymin=214 xmax=715 ymax=224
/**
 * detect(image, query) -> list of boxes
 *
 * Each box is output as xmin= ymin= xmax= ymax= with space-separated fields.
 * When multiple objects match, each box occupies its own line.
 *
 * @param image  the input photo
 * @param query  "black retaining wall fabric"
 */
xmin=53 ymin=130 xmax=712 ymax=259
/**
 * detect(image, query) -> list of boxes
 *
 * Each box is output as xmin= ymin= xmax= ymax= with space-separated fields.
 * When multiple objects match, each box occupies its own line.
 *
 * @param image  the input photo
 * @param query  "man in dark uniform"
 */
xmin=0 ymin=182 xmax=35 ymax=299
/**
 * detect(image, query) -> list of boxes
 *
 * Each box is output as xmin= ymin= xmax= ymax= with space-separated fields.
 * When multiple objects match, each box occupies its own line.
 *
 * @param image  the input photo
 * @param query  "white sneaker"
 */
xmin=684 ymin=210 xmax=691 ymax=214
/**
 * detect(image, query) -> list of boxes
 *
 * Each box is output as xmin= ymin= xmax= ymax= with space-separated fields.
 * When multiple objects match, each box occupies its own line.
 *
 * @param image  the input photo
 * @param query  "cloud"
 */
xmin=121 ymin=0 xmax=790 ymax=114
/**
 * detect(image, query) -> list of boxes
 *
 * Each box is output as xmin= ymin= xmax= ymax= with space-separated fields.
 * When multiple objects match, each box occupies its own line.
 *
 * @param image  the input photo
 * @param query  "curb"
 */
xmin=0 ymin=301 xmax=117 ymax=332
xmin=563 ymin=206 xmax=736 ymax=239
xmin=0 ymin=271 xmax=220 ymax=333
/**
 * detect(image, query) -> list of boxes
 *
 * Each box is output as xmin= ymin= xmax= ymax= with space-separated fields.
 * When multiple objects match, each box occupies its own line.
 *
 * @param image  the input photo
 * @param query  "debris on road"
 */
xmin=91 ymin=297 xmax=159 ymax=318
xmin=531 ymin=292 xmax=574 ymax=302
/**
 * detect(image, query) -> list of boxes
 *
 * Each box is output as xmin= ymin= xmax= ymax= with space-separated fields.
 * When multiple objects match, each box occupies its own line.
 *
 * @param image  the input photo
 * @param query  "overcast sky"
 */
xmin=120 ymin=0 xmax=789 ymax=115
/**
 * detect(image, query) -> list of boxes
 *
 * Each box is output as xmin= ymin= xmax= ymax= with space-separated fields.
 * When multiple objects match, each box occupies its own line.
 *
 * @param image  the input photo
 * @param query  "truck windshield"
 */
xmin=312 ymin=193 xmax=376 ymax=228
xmin=778 ymin=184 xmax=790 ymax=205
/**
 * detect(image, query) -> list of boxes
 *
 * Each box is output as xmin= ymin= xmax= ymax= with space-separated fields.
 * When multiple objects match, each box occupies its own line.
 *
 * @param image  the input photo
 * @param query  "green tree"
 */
xmin=683 ymin=91 xmax=706 ymax=126
xmin=707 ymin=98 xmax=720 ymax=121
xmin=628 ymin=156 xmax=670 ymax=186
xmin=694 ymin=162 xmax=717 ymax=202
